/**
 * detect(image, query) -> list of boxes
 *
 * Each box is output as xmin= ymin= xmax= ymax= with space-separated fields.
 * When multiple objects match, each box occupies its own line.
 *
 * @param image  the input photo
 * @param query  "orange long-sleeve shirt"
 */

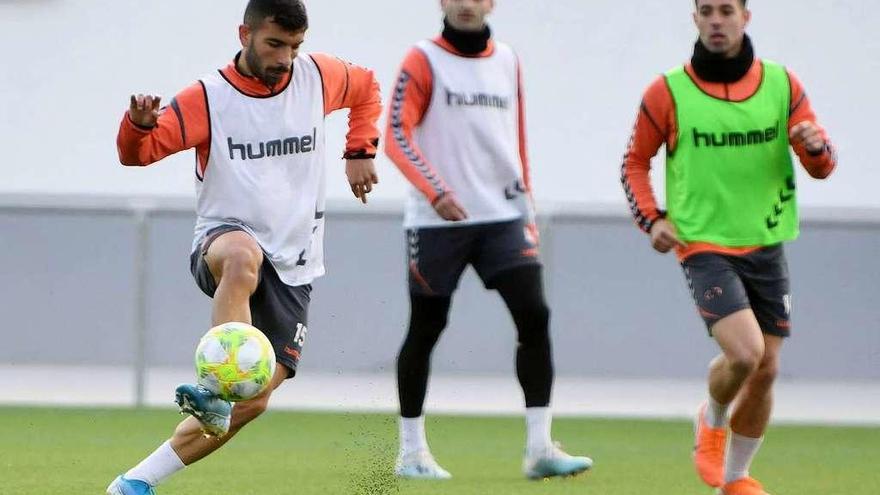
xmin=621 ymin=59 xmax=837 ymax=260
xmin=117 ymin=53 xmax=382 ymax=174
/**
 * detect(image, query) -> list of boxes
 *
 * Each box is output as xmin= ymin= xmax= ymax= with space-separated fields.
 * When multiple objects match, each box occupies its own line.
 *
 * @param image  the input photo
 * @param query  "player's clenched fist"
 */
xmin=128 ymin=94 xmax=162 ymax=128
xmin=789 ymin=121 xmax=826 ymax=155
xmin=649 ymin=218 xmax=688 ymax=254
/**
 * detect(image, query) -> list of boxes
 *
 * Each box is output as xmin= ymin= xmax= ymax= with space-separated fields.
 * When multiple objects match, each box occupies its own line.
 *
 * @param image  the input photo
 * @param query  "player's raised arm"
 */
xmin=116 ymin=82 xmax=209 ymax=167
xmin=786 ymin=70 xmax=837 ymax=179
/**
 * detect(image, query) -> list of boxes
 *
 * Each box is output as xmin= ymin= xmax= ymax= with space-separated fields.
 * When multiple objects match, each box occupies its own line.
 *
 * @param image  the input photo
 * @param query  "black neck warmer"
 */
xmin=441 ymin=18 xmax=491 ymax=55
xmin=691 ymin=34 xmax=755 ymax=83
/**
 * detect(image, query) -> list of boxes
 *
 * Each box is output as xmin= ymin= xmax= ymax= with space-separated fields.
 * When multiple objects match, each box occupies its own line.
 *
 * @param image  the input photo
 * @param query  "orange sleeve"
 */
xmin=516 ymin=58 xmax=531 ymax=193
xmin=383 ymin=47 xmax=449 ymax=203
xmin=116 ymin=82 xmax=210 ymax=171
xmin=621 ymin=76 xmax=675 ymax=233
xmin=310 ymin=53 xmax=382 ymax=159
xmin=787 ymin=69 xmax=837 ymax=179
xmin=515 ymin=57 xmax=539 ymax=231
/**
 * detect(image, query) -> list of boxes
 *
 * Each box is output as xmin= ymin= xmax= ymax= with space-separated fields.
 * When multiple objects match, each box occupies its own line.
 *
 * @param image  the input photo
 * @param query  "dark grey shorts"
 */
xmin=406 ymin=218 xmax=540 ymax=296
xmin=681 ymin=244 xmax=791 ymax=338
xmin=190 ymin=225 xmax=311 ymax=378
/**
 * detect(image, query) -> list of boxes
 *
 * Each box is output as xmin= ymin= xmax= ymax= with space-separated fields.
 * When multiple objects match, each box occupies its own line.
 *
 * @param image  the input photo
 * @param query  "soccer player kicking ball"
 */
xmin=620 ymin=1 xmax=837 ymax=494
xmin=107 ymin=1 xmax=381 ymax=493
xmin=385 ymin=0 xmax=592 ymax=481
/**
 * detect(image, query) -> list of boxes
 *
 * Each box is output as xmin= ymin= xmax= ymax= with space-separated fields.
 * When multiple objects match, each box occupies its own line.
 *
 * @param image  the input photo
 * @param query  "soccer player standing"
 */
xmin=621 ymin=1 xmax=836 ymax=494
xmin=107 ymin=1 xmax=381 ymax=493
xmin=385 ymin=0 xmax=591 ymax=480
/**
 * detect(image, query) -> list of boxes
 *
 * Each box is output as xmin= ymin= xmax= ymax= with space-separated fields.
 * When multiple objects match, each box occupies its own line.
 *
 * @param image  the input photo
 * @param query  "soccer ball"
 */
xmin=195 ymin=322 xmax=276 ymax=402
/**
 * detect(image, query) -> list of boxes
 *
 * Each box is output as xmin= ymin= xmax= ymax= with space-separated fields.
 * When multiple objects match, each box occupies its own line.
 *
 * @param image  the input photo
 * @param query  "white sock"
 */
xmin=705 ymin=396 xmax=730 ymax=428
xmin=399 ymin=416 xmax=429 ymax=456
xmin=525 ymin=407 xmax=553 ymax=455
xmin=124 ymin=440 xmax=186 ymax=487
xmin=724 ymin=433 xmax=763 ymax=484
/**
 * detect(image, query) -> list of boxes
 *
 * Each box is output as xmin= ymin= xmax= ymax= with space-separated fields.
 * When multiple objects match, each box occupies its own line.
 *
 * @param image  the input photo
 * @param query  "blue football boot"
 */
xmin=106 ymin=475 xmax=155 ymax=495
xmin=174 ymin=383 xmax=232 ymax=437
xmin=523 ymin=442 xmax=593 ymax=480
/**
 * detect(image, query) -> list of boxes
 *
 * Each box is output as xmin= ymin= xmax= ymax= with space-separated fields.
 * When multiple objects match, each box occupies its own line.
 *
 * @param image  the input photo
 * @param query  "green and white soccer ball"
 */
xmin=195 ymin=322 xmax=276 ymax=402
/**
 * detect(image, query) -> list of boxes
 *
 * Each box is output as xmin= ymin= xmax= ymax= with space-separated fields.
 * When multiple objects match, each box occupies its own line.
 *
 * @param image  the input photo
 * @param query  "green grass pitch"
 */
xmin=1 ymin=407 xmax=877 ymax=494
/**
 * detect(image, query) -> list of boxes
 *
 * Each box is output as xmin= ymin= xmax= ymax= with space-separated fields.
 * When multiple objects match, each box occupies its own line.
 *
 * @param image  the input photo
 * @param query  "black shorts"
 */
xmin=406 ymin=218 xmax=540 ymax=297
xmin=190 ymin=225 xmax=311 ymax=378
xmin=681 ymin=245 xmax=791 ymax=338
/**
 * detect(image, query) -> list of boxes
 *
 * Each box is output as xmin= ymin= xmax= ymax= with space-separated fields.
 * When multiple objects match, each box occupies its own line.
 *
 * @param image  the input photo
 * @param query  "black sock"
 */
xmin=396 ymin=293 xmax=451 ymax=418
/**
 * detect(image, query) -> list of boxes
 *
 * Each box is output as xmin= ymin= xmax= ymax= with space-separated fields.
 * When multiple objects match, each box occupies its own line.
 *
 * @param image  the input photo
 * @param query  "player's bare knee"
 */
xmin=223 ymin=243 xmax=262 ymax=271
xmin=220 ymin=248 xmax=262 ymax=290
xmin=728 ymin=351 xmax=761 ymax=378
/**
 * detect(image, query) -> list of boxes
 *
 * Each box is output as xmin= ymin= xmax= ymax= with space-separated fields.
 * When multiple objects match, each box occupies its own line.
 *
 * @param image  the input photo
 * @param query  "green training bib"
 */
xmin=665 ymin=60 xmax=798 ymax=246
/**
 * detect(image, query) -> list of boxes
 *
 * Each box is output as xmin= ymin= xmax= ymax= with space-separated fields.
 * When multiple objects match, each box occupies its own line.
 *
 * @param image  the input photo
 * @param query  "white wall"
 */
xmin=1 ymin=0 xmax=876 ymax=207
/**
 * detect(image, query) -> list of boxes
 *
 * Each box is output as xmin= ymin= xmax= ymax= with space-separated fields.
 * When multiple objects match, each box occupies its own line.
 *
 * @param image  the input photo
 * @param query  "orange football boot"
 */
xmin=718 ymin=476 xmax=770 ymax=494
xmin=693 ymin=401 xmax=727 ymax=487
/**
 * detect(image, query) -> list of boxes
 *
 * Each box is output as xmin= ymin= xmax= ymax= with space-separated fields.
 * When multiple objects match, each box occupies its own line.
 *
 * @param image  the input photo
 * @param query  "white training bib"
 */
xmin=405 ymin=40 xmax=528 ymax=228
xmin=194 ymin=54 xmax=327 ymax=286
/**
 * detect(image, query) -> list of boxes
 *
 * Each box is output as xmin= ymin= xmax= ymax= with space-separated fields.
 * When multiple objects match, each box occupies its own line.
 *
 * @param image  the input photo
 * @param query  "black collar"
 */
xmin=441 ymin=18 xmax=491 ymax=55
xmin=691 ymin=34 xmax=755 ymax=83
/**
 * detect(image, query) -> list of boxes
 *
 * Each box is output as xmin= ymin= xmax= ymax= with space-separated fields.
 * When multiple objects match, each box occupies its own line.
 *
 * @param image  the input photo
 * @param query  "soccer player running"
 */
xmin=621 ymin=1 xmax=836 ymax=494
xmin=107 ymin=1 xmax=381 ymax=493
xmin=385 ymin=0 xmax=592 ymax=481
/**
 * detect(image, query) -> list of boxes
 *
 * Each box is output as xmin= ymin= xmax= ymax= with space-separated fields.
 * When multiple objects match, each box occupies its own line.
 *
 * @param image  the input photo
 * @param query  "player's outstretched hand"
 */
xmin=789 ymin=121 xmax=825 ymax=154
xmin=649 ymin=218 xmax=687 ymax=254
xmin=345 ymin=158 xmax=379 ymax=204
xmin=432 ymin=193 xmax=468 ymax=222
xmin=129 ymin=94 xmax=162 ymax=128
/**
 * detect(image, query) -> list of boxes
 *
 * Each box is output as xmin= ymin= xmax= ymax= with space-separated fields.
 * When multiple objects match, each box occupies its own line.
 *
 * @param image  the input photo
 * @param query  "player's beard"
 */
xmin=245 ymin=42 xmax=289 ymax=88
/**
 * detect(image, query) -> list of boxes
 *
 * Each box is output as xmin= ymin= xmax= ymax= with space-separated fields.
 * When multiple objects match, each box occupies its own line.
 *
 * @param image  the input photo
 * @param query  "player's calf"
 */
xmin=228 ymin=392 xmax=271 ymax=431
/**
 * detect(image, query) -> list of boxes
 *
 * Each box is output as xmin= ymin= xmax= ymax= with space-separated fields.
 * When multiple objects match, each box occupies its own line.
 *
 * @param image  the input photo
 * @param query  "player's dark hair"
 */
xmin=694 ymin=0 xmax=747 ymax=6
xmin=244 ymin=0 xmax=308 ymax=32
